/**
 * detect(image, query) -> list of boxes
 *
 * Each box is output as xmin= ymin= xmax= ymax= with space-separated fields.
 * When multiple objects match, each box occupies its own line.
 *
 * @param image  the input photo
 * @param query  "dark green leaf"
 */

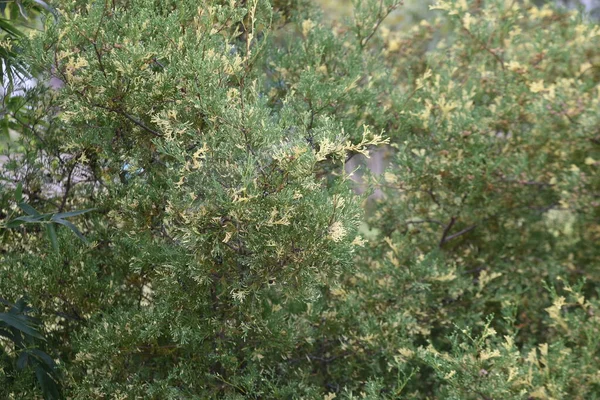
xmin=0 ymin=327 xmax=17 ymax=341
xmin=0 ymin=18 xmax=24 ymax=37
xmin=12 ymin=297 xmax=31 ymax=313
xmin=18 ymin=202 xmax=40 ymax=216
xmin=5 ymin=218 xmax=27 ymax=228
xmin=7 ymin=2 xmax=19 ymax=20
xmin=15 ymin=182 xmax=22 ymax=203
xmin=0 ymin=297 xmax=13 ymax=307
xmin=51 ymin=208 xmax=96 ymax=219
xmin=0 ymin=313 xmax=45 ymax=340
xmin=13 ymin=214 xmax=47 ymax=223
xmin=29 ymin=349 xmax=57 ymax=370
xmin=46 ymin=224 xmax=59 ymax=252
xmin=52 ymin=218 xmax=87 ymax=243
xmin=35 ymin=364 xmax=61 ymax=400
xmin=16 ymin=351 xmax=29 ymax=370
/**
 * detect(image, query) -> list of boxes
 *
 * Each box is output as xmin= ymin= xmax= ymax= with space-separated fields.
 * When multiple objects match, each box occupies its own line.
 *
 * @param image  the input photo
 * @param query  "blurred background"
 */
xmin=314 ymin=0 xmax=600 ymax=24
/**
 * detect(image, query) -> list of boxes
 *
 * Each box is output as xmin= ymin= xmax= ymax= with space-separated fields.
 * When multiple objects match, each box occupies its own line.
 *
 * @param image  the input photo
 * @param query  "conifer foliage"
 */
xmin=1 ymin=0 xmax=599 ymax=398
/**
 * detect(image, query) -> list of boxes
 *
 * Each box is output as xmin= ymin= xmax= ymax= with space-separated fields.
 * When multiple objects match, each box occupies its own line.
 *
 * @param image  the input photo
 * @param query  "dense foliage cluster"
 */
xmin=1 ymin=0 xmax=599 ymax=398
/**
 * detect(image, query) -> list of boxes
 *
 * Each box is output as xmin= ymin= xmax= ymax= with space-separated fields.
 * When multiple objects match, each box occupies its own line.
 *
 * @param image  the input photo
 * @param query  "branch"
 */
xmin=58 ymin=160 xmax=77 ymax=212
xmin=462 ymin=26 xmax=505 ymax=71
xmin=406 ymin=219 xmax=444 ymax=227
xmin=442 ymin=224 xmax=477 ymax=245
xmin=92 ymin=103 xmax=162 ymax=137
xmin=118 ymin=109 xmax=162 ymax=137
xmin=360 ymin=1 xmax=402 ymax=49
xmin=438 ymin=216 xmax=456 ymax=248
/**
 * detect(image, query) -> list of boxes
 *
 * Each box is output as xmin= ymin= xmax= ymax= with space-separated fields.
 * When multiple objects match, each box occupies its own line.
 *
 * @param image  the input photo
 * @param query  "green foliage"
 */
xmin=0 ymin=0 xmax=57 ymax=149
xmin=0 ymin=297 xmax=61 ymax=400
xmin=0 ymin=0 xmax=599 ymax=398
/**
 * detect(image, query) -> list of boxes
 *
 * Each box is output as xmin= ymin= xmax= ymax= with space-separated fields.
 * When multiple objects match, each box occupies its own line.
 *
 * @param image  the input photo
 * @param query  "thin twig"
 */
xmin=360 ymin=0 xmax=385 ymax=49
xmin=118 ymin=110 xmax=162 ymax=137
xmin=406 ymin=219 xmax=444 ymax=227
xmin=442 ymin=224 xmax=477 ymax=244
xmin=92 ymin=43 xmax=107 ymax=78
xmin=92 ymin=103 xmax=162 ymax=137
xmin=58 ymin=160 xmax=77 ymax=212
xmin=438 ymin=216 xmax=456 ymax=248
xmin=423 ymin=189 xmax=441 ymax=207
xmin=462 ymin=27 xmax=505 ymax=71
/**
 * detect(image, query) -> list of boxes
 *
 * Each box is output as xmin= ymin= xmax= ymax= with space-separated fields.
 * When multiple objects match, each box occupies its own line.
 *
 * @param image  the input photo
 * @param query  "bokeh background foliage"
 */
xmin=1 ymin=0 xmax=599 ymax=398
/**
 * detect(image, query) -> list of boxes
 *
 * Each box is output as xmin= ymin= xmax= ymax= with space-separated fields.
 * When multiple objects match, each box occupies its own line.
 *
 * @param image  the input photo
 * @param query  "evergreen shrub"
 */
xmin=1 ymin=0 xmax=599 ymax=398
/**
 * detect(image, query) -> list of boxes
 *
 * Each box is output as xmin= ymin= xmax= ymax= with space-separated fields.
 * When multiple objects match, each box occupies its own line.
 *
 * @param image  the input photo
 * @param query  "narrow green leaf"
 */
xmin=35 ymin=364 xmax=61 ymax=400
xmin=46 ymin=224 xmax=59 ymax=252
xmin=29 ymin=349 xmax=57 ymax=370
xmin=5 ymin=219 xmax=27 ymax=228
xmin=13 ymin=298 xmax=30 ymax=313
xmin=15 ymin=182 xmax=22 ymax=203
xmin=7 ymin=2 xmax=19 ymax=20
xmin=51 ymin=208 xmax=96 ymax=219
xmin=0 ymin=297 xmax=13 ymax=307
xmin=18 ymin=202 xmax=40 ymax=216
xmin=0 ymin=313 xmax=45 ymax=340
xmin=14 ymin=214 xmax=47 ymax=223
xmin=52 ymin=219 xmax=87 ymax=243
xmin=0 ymin=18 xmax=24 ymax=37
xmin=0 ymin=327 xmax=17 ymax=341
xmin=17 ymin=351 xmax=29 ymax=370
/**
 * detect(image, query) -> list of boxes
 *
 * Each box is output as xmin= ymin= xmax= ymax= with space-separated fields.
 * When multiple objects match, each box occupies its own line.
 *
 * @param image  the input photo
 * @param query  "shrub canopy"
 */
xmin=1 ymin=0 xmax=599 ymax=398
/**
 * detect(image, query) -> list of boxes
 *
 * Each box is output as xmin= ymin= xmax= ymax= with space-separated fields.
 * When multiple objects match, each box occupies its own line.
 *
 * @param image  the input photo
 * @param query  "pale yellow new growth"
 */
xmin=545 ymin=296 xmax=568 ymax=330
xmin=328 ymin=221 xmax=347 ymax=242
xmin=302 ymin=19 xmax=315 ymax=38
xmin=529 ymin=80 xmax=545 ymax=93
xmin=315 ymin=126 xmax=389 ymax=162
